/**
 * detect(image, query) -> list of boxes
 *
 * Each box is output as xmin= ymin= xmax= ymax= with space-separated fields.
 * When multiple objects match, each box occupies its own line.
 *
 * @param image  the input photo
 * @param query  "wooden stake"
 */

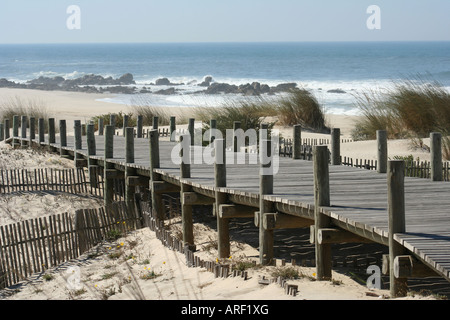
xmin=313 ymin=145 xmax=332 ymax=280
xmin=430 ymin=132 xmax=443 ymax=181
xmin=388 ymin=160 xmax=408 ymax=297
xmin=215 ymin=139 xmax=230 ymax=258
xmin=331 ymin=128 xmax=340 ymax=165
xmin=377 ymin=130 xmax=387 ymax=174
xmin=293 ymin=125 xmax=302 ymax=160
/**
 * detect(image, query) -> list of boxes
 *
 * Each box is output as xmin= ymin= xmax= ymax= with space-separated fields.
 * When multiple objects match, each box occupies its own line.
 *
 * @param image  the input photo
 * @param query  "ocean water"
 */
xmin=1 ymin=41 xmax=450 ymax=115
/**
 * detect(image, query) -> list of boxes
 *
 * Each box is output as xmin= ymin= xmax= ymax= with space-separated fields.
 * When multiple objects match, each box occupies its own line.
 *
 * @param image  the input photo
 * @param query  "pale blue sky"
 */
xmin=1 ymin=0 xmax=449 ymax=43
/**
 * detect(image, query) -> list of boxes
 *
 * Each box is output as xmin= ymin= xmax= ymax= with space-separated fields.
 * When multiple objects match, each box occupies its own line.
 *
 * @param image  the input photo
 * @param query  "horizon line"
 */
xmin=1 ymin=40 xmax=450 ymax=46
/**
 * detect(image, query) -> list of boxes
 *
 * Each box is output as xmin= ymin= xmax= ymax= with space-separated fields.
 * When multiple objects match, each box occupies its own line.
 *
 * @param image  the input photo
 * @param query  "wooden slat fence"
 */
xmin=0 ymin=201 xmax=139 ymax=289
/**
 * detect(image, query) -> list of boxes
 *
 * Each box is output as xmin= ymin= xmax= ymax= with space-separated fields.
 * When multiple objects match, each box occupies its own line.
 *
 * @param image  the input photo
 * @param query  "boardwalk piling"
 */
xmin=233 ymin=121 xmax=241 ymax=152
xmin=48 ymin=118 xmax=56 ymax=144
xmin=98 ymin=118 xmax=104 ymax=136
xmin=4 ymin=119 xmax=10 ymax=140
xmin=110 ymin=114 xmax=116 ymax=128
xmin=331 ymin=128 xmax=341 ymax=165
xmin=125 ymin=127 xmax=136 ymax=214
xmin=180 ymin=134 xmax=195 ymax=250
xmin=188 ymin=118 xmax=195 ymax=146
xmin=74 ymin=120 xmax=83 ymax=167
xmin=170 ymin=116 xmax=176 ymax=142
xmin=59 ymin=120 xmax=67 ymax=157
xmin=259 ymin=138 xmax=274 ymax=266
xmin=87 ymin=123 xmax=97 ymax=185
xmin=293 ymin=125 xmax=302 ymax=160
xmin=104 ymin=125 xmax=115 ymax=206
xmin=153 ymin=116 xmax=159 ymax=131
xmin=215 ymin=138 xmax=230 ymax=259
xmin=38 ymin=118 xmax=45 ymax=144
xmin=29 ymin=117 xmax=35 ymax=144
xmin=12 ymin=115 xmax=19 ymax=147
xmin=0 ymin=123 xmax=3 ymax=141
xmin=210 ymin=119 xmax=217 ymax=144
xmin=430 ymin=132 xmax=443 ymax=181
xmin=21 ymin=115 xmax=27 ymax=147
xmin=388 ymin=160 xmax=408 ymax=297
xmin=137 ymin=115 xmax=143 ymax=138
xmin=377 ymin=130 xmax=388 ymax=174
xmin=313 ymin=145 xmax=332 ymax=280
xmin=149 ymin=129 xmax=164 ymax=220
xmin=123 ymin=115 xmax=129 ymax=136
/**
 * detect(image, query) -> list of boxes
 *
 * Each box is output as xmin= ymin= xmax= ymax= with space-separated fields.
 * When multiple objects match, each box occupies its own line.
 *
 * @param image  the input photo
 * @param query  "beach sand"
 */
xmin=0 ymin=88 xmax=444 ymax=301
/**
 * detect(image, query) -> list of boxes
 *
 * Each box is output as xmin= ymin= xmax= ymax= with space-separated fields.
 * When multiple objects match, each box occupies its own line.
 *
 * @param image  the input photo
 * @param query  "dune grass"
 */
xmin=0 ymin=96 xmax=49 ymax=130
xmin=351 ymin=78 xmax=450 ymax=160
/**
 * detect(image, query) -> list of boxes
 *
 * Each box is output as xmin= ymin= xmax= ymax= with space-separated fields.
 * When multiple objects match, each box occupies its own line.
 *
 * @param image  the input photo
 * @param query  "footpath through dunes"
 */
xmin=3 ymin=116 xmax=450 ymax=298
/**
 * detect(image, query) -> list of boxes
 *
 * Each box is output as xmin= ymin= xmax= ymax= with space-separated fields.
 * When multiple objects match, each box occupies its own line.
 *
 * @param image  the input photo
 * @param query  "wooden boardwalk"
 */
xmin=5 ymin=123 xmax=450 ymax=296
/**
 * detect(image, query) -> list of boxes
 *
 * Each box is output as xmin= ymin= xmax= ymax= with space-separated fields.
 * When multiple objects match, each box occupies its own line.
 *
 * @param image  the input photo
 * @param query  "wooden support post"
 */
xmin=259 ymin=138 xmax=274 ymax=265
xmin=29 ymin=117 xmax=35 ymax=143
xmin=21 ymin=115 xmax=27 ymax=147
xmin=74 ymin=120 xmax=82 ymax=166
xmin=152 ymin=116 xmax=159 ymax=131
xmin=331 ymin=128 xmax=340 ymax=165
xmin=170 ymin=116 xmax=176 ymax=142
xmin=125 ymin=127 xmax=136 ymax=215
xmin=110 ymin=114 xmax=116 ymax=128
xmin=233 ymin=121 xmax=241 ymax=152
xmin=4 ymin=119 xmax=10 ymax=140
xmin=0 ymin=123 xmax=3 ymax=141
xmin=12 ymin=115 xmax=19 ymax=138
xmin=188 ymin=118 xmax=195 ymax=146
xmin=293 ymin=125 xmax=302 ymax=160
xmin=180 ymin=134 xmax=195 ymax=250
xmin=12 ymin=115 xmax=19 ymax=147
xmin=430 ymin=132 xmax=443 ymax=181
xmin=137 ymin=115 xmax=143 ymax=138
xmin=149 ymin=129 xmax=164 ymax=220
xmin=123 ymin=115 xmax=129 ymax=136
xmin=388 ymin=160 xmax=408 ymax=298
xmin=377 ymin=130 xmax=387 ymax=174
xmin=48 ymin=118 xmax=55 ymax=144
xmin=210 ymin=119 xmax=217 ymax=144
xmin=87 ymin=123 xmax=97 ymax=185
xmin=98 ymin=118 xmax=104 ymax=136
xmin=59 ymin=120 xmax=67 ymax=157
xmin=215 ymin=139 xmax=230 ymax=258
xmin=313 ymin=145 xmax=332 ymax=280
xmin=104 ymin=125 xmax=115 ymax=206
xmin=38 ymin=118 xmax=45 ymax=144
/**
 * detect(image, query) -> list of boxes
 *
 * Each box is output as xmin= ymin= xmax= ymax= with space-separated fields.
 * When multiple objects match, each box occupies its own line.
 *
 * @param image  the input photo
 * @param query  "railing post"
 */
xmin=210 ymin=119 xmax=217 ymax=144
xmin=123 ymin=115 xmax=129 ymax=136
xmin=331 ymin=128 xmax=341 ymax=165
xmin=0 ymin=123 xmax=3 ymax=141
xmin=188 ymin=118 xmax=195 ymax=146
xmin=377 ymin=130 xmax=388 ymax=174
xmin=21 ymin=115 xmax=27 ymax=147
xmin=313 ymin=145 xmax=332 ymax=280
xmin=149 ymin=129 xmax=164 ymax=220
xmin=87 ymin=123 xmax=97 ymax=185
xmin=388 ymin=160 xmax=408 ymax=297
xmin=153 ymin=116 xmax=159 ymax=131
xmin=233 ymin=121 xmax=241 ymax=153
xmin=74 ymin=120 xmax=82 ymax=167
xmin=430 ymin=132 xmax=443 ymax=181
xmin=137 ymin=115 xmax=143 ymax=138
xmin=180 ymin=134 xmax=194 ymax=249
xmin=12 ymin=115 xmax=19 ymax=147
xmin=258 ymin=137 xmax=274 ymax=266
xmin=104 ymin=125 xmax=115 ymax=206
xmin=38 ymin=118 xmax=45 ymax=144
xmin=215 ymin=138 xmax=229 ymax=259
xmin=170 ymin=116 xmax=176 ymax=142
xmin=98 ymin=118 xmax=104 ymax=136
xmin=125 ymin=127 xmax=136 ymax=213
xmin=48 ymin=118 xmax=55 ymax=144
xmin=29 ymin=117 xmax=35 ymax=145
xmin=4 ymin=119 xmax=10 ymax=140
xmin=110 ymin=114 xmax=116 ymax=128
xmin=293 ymin=125 xmax=302 ymax=160
xmin=59 ymin=120 xmax=67 ymax=157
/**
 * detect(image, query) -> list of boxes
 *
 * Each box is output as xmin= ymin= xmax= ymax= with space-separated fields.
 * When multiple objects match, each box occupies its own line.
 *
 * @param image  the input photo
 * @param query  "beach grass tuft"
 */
xmin=351 ymin=77 xmax=450 ymax=159
xmin=0 ymin=96 xmax=49 ymax=130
